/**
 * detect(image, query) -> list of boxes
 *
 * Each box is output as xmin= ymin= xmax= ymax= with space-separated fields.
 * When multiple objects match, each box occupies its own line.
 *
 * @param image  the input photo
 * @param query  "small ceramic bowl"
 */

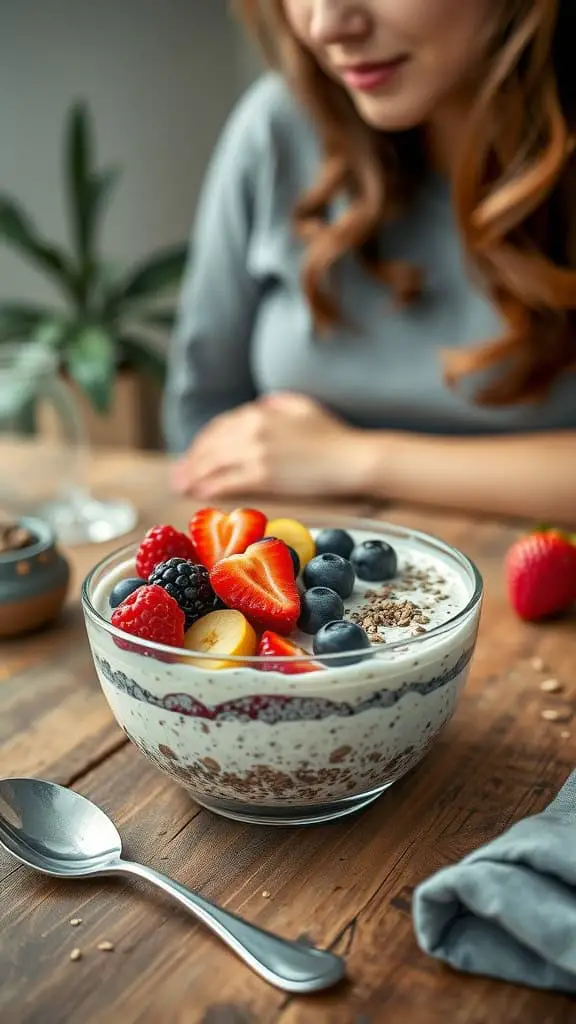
xmin=0 ymin=517 xmax=70 ymax=638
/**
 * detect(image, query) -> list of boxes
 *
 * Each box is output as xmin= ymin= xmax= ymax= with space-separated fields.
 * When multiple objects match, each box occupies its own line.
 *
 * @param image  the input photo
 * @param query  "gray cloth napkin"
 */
xmin=413 ymin=769 xmax=576 ymax=993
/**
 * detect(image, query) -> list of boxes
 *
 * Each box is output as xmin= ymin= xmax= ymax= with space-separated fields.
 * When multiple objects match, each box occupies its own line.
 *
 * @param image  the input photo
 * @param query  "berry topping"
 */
xmin=111 ymin=584 xmax=185 ymax=649
xmin=182 ymin=609 xmax=257 ymax=669
xmin=314 ymin=528 xmax=354 ymax=560
xmin=298 ymin=587 xmax=344 ymax=635
xmin=505 ymin=529 xmax=576 ymax=621
xmin=351 ymin=539 xmax=398 ymax=582
xmin=265 ymin=537 xmax=301 ymax=577
xmin=109 ymin=577 xmax=146 ymax=609
xmin=189 ymin=507 xmax=267 ymax=571
xmin=303 ymin=553 xmax=355 ymax=599
xmin=210 ymin=538 xmax=300 ymax=635
xmin=148 ymin=558 xmax=217 ymax=629
xmin=265 ymin=518 xmax=316 ymax=568
xmin=135 ymin=524 xmax=196 ymax=580
xmin=258 ymin=631 xmax=320 ymax=675
xmin=313 ymin=620 xmax=371 ymax=666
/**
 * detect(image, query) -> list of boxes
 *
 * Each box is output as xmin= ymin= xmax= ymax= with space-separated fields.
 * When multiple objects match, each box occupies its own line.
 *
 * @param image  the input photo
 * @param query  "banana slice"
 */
xmin=182 ymin=609 xmax=257 ymax=670
xmin=265 ymin=518 xmax=316 ymax=568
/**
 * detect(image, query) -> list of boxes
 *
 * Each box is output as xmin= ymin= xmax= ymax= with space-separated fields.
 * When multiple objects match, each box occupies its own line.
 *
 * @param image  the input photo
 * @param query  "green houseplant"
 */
xmin=0 ymin=101 xmax=188 ymax=417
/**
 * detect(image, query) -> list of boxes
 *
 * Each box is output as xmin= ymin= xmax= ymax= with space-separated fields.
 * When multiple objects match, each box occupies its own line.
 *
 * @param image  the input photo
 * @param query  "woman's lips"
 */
xmin=338 ymin=58 xmax=408 ymax=92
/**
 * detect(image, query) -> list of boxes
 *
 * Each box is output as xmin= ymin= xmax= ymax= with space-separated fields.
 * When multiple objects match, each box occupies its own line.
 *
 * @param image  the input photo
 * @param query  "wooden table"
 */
xmin=1 ymin=449 xmax=575 ymax=1024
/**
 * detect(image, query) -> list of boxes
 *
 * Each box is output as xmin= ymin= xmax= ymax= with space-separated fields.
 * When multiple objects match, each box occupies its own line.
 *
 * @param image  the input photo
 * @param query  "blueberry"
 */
xmin=286 ymin=545 xmax=301 ymax=577
xmin=351 ymin=540 xmax=398 ymax=582
xmin=315 ymin=528 xmax=354 ymax=560
xmin=264 ymin=537 xmax=300 ymax=577
xmin=313 ymin=620 xmax=371 ymax=666
xmin=109 ymin=577 xmax=146 ymax=609
xmin=298 ymin=587 xmax=344 ymax=635
xmin=303 ymin=553 xmax=355 ymax=599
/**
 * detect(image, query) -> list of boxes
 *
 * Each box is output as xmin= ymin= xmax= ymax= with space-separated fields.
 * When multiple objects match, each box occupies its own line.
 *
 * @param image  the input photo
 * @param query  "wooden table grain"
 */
xmin=1 ymin=449 xmax=575 ymax=1024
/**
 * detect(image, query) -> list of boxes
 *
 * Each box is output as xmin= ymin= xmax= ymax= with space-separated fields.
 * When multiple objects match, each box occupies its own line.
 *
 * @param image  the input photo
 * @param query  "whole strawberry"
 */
xmin=111 ymin=584 xmax=185 ymax=650
xmin=136 ymin=524 xmax=196 ymax=579
xmin=505 ymin=529 xmax=576 ymax=621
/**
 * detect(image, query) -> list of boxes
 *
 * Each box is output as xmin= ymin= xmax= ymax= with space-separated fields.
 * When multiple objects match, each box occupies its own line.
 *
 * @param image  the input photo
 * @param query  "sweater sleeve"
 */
xmin=162 ymin=78 xmax=276 ymax=454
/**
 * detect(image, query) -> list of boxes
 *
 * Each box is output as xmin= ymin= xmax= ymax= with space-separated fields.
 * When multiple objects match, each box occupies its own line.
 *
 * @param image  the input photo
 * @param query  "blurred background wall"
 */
xmin=0 ymin=0 xmax=259 ymax=305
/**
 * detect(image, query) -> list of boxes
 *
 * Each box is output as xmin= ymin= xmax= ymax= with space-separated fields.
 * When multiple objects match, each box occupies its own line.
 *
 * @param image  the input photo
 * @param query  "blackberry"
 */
xmin=148 ymin=558 xmax=217 ymax=629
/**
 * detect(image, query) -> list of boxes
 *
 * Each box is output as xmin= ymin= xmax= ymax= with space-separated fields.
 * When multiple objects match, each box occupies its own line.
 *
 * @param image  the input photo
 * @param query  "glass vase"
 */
xmin=0 ymin=342 xmax=137 ymax=544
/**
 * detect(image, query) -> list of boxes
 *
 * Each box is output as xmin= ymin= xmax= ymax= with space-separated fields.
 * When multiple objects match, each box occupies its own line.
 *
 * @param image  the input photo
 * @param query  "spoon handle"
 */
xmin=113 ymin=859 xmax=345 ymax=993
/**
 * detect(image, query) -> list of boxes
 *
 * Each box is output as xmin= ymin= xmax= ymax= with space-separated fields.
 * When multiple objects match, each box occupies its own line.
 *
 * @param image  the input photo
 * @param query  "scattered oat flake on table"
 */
xmin=540 ymin=678 xmax=562 ymax=693
xmin=70 ymin=918 xmax=82 ymax=926
xmin=541 ymin=708 xmax=572 ymax=722
xmin=69 ymin=949 xmax=82 ymax=961
xmin=97 ymin=940 xmax=114 ymax=951
xmin=261 ymin=891 xmax=271 ymax=899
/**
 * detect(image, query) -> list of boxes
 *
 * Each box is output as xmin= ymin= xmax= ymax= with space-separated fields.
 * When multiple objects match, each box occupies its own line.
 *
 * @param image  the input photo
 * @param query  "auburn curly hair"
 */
xmin=235 ymin=0 xmax=576 ymax=405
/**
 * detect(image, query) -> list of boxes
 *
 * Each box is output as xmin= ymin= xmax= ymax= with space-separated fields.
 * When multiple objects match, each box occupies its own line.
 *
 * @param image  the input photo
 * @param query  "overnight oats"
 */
xmin=82 ymin=512 xmax=483 ymax=825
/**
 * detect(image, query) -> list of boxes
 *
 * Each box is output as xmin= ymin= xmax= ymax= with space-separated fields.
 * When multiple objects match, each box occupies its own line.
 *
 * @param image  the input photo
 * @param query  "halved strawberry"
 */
xmin=505 ymin=529 xmax=576 ymax=621
xmin=209 ymin=538 xmax=300 ymax=635
xmin=189 ymin=507 xmax=267 ymax=570
xmin=258 ymin=631 xmax=320 ymax=675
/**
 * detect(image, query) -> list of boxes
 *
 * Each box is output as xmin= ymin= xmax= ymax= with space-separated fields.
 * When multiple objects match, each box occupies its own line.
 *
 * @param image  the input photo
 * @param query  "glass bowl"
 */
xmin=81 ymin=516 xmax=483 ymax=826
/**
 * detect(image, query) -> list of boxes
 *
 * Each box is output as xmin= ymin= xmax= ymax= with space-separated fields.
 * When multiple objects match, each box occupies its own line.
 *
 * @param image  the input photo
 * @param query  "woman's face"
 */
xmin=283 ymin=0 xmax=498 ymax=130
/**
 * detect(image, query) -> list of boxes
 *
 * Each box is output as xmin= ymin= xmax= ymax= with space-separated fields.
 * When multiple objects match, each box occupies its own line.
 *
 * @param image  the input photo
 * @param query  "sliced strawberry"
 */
xmin=258 ymin=631 xmax=320 ymax=675
xmin=209 ymin=538 xmax=300 ymax=635
xmin=505 ymin=530 xmax=576 ymax=621
xmin=189 ymin=507 xmax=267 ymax=570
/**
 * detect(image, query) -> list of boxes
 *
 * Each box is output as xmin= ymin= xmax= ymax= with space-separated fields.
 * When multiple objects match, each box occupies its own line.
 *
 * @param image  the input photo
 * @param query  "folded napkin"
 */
xmin=413 ymin=769 xmax=576 ymax=993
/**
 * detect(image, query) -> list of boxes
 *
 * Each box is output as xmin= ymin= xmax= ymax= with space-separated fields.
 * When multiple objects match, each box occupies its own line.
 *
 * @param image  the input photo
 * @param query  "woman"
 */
xmin=164 ymin=0 xmax=576 ymax=523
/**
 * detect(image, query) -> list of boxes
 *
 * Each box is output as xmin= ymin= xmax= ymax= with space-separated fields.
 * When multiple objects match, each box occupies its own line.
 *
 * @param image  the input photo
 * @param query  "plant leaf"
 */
xmin=66 ymin=103 xmax=120 ymax=301
xmin=0 ymin=197 xmax=77 ymax=296
xmin=118 ymin=333 xmax=167 ymax=384
xmin=137 ymin=309 xmax=177 ymax=331
xmin=88 ymin=167 xmax=120 ymax=241
xmin=65 ymin=324 xmax=116 ymax=414
xmin=0 ymin=302 xmax=58 ymax=344
xmin=107 ymin=243 xmax=188 ymax=312
xmin=67 ymin=102 xmax=93 ymax=264
xmin=33 ymin=317 xmax=70 ymax=350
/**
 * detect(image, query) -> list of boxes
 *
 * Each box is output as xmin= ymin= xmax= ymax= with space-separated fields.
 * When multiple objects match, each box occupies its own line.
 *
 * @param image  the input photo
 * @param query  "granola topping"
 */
xmin=344 ymin=560 xmax=455 ymax=641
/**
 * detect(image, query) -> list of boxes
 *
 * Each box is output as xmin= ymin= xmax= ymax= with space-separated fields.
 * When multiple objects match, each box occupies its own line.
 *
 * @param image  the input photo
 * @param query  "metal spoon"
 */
xmin=0 ymin=777 xmax=345 ymax=993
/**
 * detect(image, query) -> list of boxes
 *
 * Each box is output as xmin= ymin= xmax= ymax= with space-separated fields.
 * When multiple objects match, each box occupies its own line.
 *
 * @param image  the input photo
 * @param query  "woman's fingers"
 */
xmin=194 ymin=462 xmax=268 ymax=500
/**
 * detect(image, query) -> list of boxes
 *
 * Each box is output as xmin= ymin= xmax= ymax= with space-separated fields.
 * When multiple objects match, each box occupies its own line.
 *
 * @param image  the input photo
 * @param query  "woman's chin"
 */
xmin=350 ymin=91 xmax=433 ymax=133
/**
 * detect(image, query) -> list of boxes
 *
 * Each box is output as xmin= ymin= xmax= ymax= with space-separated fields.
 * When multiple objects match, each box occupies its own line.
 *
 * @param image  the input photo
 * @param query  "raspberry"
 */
xmin=111 ymin=584 xmax=185 ymax=651
xmin=135 ymin=524 xmax=196 ymax=579
xmin=148 ymin=558 xmax=217 ymax=629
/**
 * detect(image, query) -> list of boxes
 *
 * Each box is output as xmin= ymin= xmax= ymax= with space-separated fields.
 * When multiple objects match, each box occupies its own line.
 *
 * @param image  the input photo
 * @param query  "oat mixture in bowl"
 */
xmin=82 ymin=514 xmax=483 ymax=825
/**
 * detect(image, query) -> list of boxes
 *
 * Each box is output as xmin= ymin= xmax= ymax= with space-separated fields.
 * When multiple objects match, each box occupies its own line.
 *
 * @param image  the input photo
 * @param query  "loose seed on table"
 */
xmin=540 ymin=678 xmax=562 ymax=693
xmin=541 ymin=708 xmax=572 ymax=723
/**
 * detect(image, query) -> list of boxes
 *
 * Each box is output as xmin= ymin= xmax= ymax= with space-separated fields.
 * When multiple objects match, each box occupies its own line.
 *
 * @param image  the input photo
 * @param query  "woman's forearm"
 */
xmin=359 ymin=429 xmax=576 ymax=525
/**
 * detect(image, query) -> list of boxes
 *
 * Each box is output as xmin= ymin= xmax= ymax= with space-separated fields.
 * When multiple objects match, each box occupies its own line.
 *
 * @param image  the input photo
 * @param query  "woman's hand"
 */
xmin=171 ymin=393 xmax=375 ymax=499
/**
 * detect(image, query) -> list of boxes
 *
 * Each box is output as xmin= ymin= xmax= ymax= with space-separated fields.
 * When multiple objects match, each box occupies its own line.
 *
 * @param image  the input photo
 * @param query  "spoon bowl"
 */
xmin=0 ymin=777 xmax=122 ymax=875
xmin=0 ymin=777 xmax=345 ymax=993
